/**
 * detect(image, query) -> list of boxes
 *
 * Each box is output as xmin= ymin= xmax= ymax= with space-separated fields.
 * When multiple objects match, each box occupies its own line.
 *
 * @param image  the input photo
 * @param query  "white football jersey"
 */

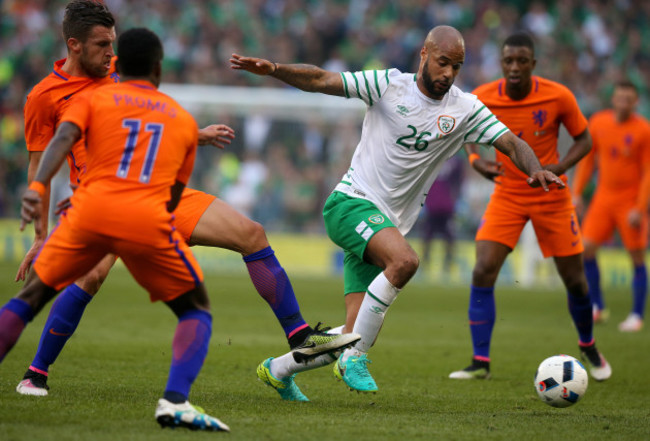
xmin=334 ymin=68 xmax=509 ymax=235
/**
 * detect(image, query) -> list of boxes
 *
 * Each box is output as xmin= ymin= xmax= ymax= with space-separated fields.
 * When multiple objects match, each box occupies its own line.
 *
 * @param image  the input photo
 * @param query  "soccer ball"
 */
xmin=534 ymin=354 xmax=588 ymax=408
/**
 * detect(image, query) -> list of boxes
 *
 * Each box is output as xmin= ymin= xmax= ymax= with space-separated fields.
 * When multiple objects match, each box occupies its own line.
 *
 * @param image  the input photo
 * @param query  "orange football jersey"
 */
xmin=60 ymin=80 xmax=199 ymax=243
xmin=472 ymin=76 xmax=588 ymax=197
xmin=573 ymin=110 xmax=650 ymax=211
xmin=24 ymin=58 xmax=119 ymax=184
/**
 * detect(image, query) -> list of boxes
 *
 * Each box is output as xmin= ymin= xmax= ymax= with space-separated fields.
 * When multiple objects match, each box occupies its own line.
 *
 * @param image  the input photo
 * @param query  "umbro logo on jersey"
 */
xmin=437 ymin=115 xmax=456 ymax=134
xmin=396 ymin=105 xmax=410 ymax=116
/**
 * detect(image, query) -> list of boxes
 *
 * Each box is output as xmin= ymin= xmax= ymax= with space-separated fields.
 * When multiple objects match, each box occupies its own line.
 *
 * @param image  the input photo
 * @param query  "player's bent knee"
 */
xmin=241 ymin=220 xmax=269 ymax=255
xmin=392 ymin=251 xmax=419 ymax=279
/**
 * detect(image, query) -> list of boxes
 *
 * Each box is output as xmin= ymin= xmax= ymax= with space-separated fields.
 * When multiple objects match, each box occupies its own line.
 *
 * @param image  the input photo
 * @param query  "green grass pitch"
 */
xmin=1 ymin=261 xmax=649 ymax=440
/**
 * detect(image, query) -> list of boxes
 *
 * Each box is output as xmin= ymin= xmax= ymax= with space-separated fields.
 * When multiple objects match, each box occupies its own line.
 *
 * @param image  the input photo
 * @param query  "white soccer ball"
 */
xmin=534 ymin=354 xmax=588 ymax=408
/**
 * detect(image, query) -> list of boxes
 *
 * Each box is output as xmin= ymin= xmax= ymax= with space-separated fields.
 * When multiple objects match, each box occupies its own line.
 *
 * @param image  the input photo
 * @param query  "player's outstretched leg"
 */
xmin=244 ymin=247 xmax=358 ymax=360
xmin=190 ymin=198 xmax=359 ymax=359
xmin=449 ymin=285 xmax=494 ymax=380
xmin=256 ymin=328 xmax=356 ymax=401
xmin=256 ymin=357 xmax=310 ymax=402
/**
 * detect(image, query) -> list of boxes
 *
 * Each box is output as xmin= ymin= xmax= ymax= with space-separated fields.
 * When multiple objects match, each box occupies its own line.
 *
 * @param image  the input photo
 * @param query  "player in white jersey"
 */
xmin=231 ymin=25 xmax=563 ymax=398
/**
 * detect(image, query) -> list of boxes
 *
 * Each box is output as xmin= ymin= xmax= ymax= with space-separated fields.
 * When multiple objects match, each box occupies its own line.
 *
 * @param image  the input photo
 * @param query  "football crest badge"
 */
xmin=437 ymin=115 xmax=456 ymax=134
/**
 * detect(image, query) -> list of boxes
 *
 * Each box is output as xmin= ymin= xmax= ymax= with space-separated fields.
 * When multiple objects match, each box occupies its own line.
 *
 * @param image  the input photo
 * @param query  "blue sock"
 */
xmin=568 ymin=292 xmax=593 ymax=345
xmin=468 ymin=285 xmax=495 ymax=361
xmin=164 ymin=310 xmax=212 ymax=403
xmin=30 ymin=284 xmax=93 ymax=373
xmin=0 ymin=298 xmax=34 ymax=362
xmin=584 ymin=258 xmax=604 ymax=310
xmin=243 ymin=246 xmax=307 ymax=338
xmin=632 ymin=264 xmax=647 ymax=318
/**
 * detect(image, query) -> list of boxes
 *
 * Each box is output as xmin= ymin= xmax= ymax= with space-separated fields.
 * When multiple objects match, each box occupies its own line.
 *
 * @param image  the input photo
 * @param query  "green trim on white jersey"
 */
xmin=336 ymin=68 xmax=508 ymax=235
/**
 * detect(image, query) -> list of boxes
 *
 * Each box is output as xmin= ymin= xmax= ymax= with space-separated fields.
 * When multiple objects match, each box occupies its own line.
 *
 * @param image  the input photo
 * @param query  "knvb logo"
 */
xmin=396 ymin=105 xmax=410 ymax=116
xmin=532 ymin=109 xmax=547 ymax=128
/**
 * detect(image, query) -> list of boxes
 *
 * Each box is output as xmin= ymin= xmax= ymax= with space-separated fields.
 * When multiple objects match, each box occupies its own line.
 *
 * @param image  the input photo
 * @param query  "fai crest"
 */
xmin=368 ymin=214 xmax=385 ymax=224
xmin=437 ymin=115 xmax=456 ymax=134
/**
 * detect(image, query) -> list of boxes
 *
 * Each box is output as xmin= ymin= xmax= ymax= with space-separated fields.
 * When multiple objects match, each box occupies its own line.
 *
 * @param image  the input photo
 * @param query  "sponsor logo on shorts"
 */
xmin=437 ymin=115 xmax=456 ymax=134
xmin=368 ymin=214 xmax=385 ymax=224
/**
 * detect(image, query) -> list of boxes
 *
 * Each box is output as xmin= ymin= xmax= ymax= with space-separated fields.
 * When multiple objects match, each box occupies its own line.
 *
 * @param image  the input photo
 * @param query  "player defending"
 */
xmin=231 ymin=25 xmax=564 ymax=397
xmin=14 ymin=27 xmax=228 ymax=431
xmin=0 ymin=0 xmax=359 ymax=396
xmin=573 ymin=80 xmax=650 ymax=332
xmin=449 ymin=32 xmax=611 ymax=381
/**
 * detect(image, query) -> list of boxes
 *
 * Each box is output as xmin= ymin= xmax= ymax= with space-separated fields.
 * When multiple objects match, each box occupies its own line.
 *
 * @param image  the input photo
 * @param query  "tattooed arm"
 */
xmin=230 ymin=53 xmax=345 ymax=97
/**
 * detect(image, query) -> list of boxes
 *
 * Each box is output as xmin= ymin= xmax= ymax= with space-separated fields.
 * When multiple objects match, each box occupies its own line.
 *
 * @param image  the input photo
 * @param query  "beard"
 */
xmin=422 ymin=59 xmax=452 ymax=98
xmin=80 ymin=48 xmax=109 ymax=78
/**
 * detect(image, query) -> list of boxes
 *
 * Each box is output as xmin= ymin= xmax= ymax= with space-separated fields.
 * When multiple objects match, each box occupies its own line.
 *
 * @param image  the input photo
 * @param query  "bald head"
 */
xmin=417 ymin=26 xmax=465 ymax=99
xmin=424 ymin=26 xmax=465 ymax=54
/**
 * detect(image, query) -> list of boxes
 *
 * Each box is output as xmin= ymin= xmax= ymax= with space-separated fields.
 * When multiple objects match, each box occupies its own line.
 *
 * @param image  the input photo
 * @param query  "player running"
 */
xmin=231 ymin=25 xmax=564 ymax=398
xmin=448 ymin=32 xmax=611 ymax=381
xmin=0 ymin=0 xmax=359 ymax=396
xmin=572 ymin=80 xmax=650 ymax=332
xmin=15 ymin=27 xmax=228 ymax=431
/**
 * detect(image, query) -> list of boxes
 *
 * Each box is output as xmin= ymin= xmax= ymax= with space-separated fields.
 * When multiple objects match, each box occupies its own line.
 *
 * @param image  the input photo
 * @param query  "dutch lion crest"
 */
xmin=437 ymin=115 xmax=456 ymax=134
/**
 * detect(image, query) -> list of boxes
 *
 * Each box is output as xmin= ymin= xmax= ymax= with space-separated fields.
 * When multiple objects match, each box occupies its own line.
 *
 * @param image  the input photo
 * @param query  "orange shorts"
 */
xmin=582 ymin=190 xmax=648 ymax=250
xmin=174 ymin=188 xmax=216 ymax=243
xmin=34 ymin=212 xmax=203 ymax=302
xmin=476 ymin=189 xmax=583 ymax=258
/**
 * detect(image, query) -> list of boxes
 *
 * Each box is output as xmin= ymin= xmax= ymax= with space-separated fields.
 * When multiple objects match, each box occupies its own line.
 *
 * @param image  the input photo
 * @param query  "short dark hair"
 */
xmin=615 ymin=79 xmax=639 ymax=95
xmin=503 ymin=32 xmax=535 ymax=53
xmin=116 ymin=28 xmax=164 ymax=77
xmin=62 ymin=0 xmax=115 ymax=42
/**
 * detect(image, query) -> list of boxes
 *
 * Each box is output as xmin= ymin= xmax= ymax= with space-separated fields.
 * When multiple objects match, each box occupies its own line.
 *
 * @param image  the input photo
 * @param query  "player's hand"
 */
xmin=472 ymin=158 xmax=504 ymax=183
xmin=628 ymin=208 xmax=642 ymax=229
xmin=15 ymin=237 xmax=45 ymax=282
xmin=526 ymin=170 xmax=565 ymax=191
xmin=54 ymin=196 xmax=72 ymax=215
xmin=198 ymin=124 xmax=235 ymax=149
xmin=20 ymin=189 xmax=43 ymax=236
xmin=230 ymin=53 xmax=276 ymax=76
xmin=544 ymin=163 xmax=565 ymax=176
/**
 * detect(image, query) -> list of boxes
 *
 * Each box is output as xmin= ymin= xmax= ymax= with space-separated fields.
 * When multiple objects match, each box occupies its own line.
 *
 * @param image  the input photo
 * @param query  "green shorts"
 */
xmin=323 ymin=191 xmax=396 ymax=295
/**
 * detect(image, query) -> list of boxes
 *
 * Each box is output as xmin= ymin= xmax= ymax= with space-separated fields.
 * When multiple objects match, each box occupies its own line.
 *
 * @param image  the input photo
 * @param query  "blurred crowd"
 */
xmin=1 ymin=0 xmax=649 ymax=237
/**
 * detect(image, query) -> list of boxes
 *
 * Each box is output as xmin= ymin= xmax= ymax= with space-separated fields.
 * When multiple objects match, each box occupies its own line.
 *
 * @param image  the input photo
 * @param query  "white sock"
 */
xmin=270 ymin=351 xmax=341 ymax=379
xmin=326 ymin=325 xmax=345 ymax=335
xmin=342 ymin=272 xmax=400 ymax=361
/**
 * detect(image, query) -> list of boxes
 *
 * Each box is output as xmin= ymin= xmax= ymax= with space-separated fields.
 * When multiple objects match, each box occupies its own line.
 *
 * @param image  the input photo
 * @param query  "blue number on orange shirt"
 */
xmin=117 ymin=119 xmax=164 ymax=183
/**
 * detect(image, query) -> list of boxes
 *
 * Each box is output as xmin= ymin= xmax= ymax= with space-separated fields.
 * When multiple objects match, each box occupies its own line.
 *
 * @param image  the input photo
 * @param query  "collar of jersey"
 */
xmin=124 ymin=80 xmax=156 ymax=90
